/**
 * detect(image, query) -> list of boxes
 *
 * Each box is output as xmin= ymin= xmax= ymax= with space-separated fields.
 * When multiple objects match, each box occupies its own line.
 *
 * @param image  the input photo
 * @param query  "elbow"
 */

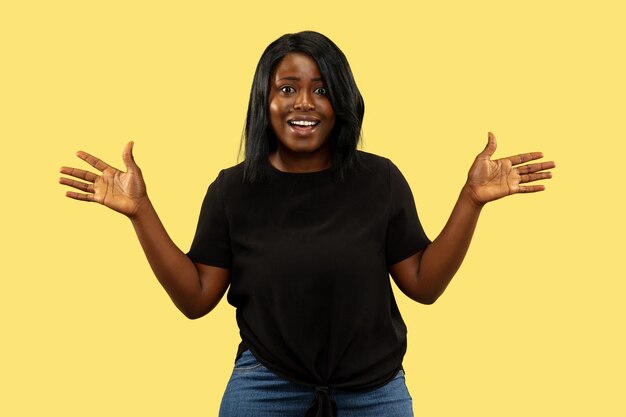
xmin=180 ymin=299 xmax=221 ymax=320
xmin=410 ymin=287 xmax=443 ymax=305
xmin=414 ymin=293 xmax=439 ymax=305
xmin=177 ymin=302 xmax=210 ymax=320
xmin=411 ymin=273 xmax=450 ymax=305
xmin=173 ymin=289 xmax=219 ymax=320
xmin=183 ymin=310 xmax=205 ymax=320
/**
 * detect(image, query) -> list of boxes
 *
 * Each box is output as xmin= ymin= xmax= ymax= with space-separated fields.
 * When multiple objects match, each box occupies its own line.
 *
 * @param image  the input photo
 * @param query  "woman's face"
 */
xmin=268 ymin=53 xmax=336 ymax=160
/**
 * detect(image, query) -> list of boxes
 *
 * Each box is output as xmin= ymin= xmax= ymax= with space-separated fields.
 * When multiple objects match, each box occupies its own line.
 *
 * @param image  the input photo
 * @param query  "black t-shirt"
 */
xmin=187 ymin=151 xmax=430 ymax=393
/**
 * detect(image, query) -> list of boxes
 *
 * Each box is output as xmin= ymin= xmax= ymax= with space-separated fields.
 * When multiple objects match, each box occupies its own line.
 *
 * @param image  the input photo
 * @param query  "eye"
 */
xmin=280 ymin=86 xmax=295 ymax=94
xmin=314 ymin=87 xmax=328 ymax=95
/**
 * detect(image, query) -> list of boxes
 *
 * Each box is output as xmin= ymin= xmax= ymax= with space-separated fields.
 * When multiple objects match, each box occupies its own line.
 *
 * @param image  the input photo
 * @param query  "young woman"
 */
xmin=59 ymin=31 xmax=554 ymax=417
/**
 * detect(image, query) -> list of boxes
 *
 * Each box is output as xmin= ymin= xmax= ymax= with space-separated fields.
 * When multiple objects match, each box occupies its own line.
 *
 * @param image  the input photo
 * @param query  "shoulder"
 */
xmin=197 ymin=162 xmax=246 ymax=203
xmin=355 ymin=151 xmax=393 ymax=173
xmin=355 ymin=152 xmax=413 ymax=198
xmin=356 ymin=150 xmax=390 ymax=166
xmin=209 ymin=161 xmax=246 ymax=188
xmin=220 ymin=161 xmax=246 ymax=178
xmin=354 ymin=151 xmax=404 ymax=181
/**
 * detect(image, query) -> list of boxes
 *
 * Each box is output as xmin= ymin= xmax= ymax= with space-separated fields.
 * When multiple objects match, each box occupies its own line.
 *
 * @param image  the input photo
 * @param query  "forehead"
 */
xmin=272 ymin=52 xmax=322 ymax=80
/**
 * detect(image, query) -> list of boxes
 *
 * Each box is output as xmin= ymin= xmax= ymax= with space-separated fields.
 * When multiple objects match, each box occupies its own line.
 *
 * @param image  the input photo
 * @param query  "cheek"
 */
xmin=269 ymin=100 xmax=279 ymax=117
xmin=268 ymin=101 xmax=283 ymax=128
xmin=323 ymin=106 xmax=336 ymax=132
xmin=320 ymin=100 xmax=335 ymax=122
xmin=325 ymin=118 xmax=336 ymax=136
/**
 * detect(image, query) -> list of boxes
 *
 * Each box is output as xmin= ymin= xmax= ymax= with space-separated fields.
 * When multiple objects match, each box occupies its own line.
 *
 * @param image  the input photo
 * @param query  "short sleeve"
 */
xmin=385 ymin=161 xmax=431 ymax=266
xmin=186 ymin=170 xmax=232 ymax=269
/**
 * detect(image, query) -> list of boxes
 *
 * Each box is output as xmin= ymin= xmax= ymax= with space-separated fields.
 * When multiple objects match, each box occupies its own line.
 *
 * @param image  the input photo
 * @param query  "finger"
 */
xmin=478 ymin=132 xmax=497 ymax=159
xmin=519 ymin=172 xmax=552 ymax=184
xmin=65 ymin=191 xmax=96 ymax=202
xmin=122 ymin=141 xmax=139 ymax=171
xmin=516 ymin=184 xmax=546 ymax=193
xmin=505 ymin=151 xmax=544 ymax=166
xmin=76 ymin=151 xmax=112 ymax=172
xmin=59 ymin=177 xmax=95 ymax=193
xmin=516 ymin=161 xmax=556 ymax=174
xmin=59 ymin=166 xmax=98 ymax=182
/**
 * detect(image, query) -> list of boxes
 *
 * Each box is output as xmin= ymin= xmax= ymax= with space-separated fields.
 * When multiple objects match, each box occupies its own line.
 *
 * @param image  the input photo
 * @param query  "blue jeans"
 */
xmin=219 ymin=349 xmax=414 ymax=417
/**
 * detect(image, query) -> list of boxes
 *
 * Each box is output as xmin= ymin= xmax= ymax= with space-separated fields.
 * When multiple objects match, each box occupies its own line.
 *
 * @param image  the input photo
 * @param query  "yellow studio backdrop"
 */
xmin=1 ymin=1 xmax=624 ymax=416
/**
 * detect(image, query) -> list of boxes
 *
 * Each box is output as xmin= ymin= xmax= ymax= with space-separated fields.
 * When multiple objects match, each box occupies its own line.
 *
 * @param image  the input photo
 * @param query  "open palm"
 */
xmin=59 ymin=142 xmax=147 ymax=217
xmin=466 ymin=132 xmax=554 ymax=206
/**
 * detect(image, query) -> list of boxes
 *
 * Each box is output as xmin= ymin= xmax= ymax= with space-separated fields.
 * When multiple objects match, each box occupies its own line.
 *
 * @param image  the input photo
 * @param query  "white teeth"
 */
xmin=289 ymin=120 xmax=318 ymax=126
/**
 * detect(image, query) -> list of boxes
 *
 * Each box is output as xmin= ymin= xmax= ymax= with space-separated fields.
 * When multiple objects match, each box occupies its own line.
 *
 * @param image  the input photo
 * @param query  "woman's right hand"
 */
xmin=59 ymin=141 xmax=148 ymax=218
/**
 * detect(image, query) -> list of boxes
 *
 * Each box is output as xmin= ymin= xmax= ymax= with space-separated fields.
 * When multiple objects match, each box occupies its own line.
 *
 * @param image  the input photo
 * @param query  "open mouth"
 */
xmin=288 ymin=120 xmax=320 ymax=127
xmin=288 ymin=119 xmax=320 ymax=135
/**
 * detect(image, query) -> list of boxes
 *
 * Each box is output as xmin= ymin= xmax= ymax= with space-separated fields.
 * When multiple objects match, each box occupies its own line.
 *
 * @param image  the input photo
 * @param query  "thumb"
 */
xmin=479 ymin=132 xmax=497 ymax=159
xmin=122 ymin=141 xmax=139 ymax=171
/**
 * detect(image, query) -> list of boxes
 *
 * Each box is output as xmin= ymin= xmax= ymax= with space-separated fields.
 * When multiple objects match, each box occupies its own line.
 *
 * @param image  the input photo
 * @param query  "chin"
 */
xmin=283 ymin=139 xmax=328 ymax=155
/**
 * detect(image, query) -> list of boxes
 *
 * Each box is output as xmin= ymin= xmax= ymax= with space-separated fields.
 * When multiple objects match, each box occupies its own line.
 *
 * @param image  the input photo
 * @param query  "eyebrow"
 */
xmin=277 ymin=76 xmax=324 ymax=82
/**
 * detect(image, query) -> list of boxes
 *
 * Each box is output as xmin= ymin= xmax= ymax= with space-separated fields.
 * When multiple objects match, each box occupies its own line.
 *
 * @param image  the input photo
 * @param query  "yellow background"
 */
xmin=2 ymin=1 xmax=624 ymax=416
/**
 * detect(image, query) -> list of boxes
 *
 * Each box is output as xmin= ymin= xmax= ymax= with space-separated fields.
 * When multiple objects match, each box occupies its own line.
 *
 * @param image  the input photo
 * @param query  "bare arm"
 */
xmin=390 ymin=132 xmax=555 ymax=304
xmin=129 ymin=199 xmax=230 ymax=319
xmin=60 ymin=142 xmax=230 ymax=318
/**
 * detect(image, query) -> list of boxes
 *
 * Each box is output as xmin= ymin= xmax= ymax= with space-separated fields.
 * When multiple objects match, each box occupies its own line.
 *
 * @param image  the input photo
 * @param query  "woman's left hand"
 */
xmin=465 ymin=132 xmax=555 ymax=206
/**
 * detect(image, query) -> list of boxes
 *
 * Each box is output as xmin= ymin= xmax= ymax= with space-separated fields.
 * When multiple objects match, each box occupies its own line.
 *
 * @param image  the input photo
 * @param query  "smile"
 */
xmin=288 ymin=120 xmax=320 ymax=127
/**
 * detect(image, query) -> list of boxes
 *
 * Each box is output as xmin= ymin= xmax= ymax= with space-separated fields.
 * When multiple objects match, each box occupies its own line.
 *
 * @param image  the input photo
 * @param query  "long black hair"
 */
xmin=242 ymin=31 xmax=365 ymax=182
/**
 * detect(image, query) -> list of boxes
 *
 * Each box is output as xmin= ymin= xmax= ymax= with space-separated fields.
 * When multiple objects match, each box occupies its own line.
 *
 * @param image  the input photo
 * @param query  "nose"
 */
xmin=293 ymin=89 xmax=314 ymax=111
